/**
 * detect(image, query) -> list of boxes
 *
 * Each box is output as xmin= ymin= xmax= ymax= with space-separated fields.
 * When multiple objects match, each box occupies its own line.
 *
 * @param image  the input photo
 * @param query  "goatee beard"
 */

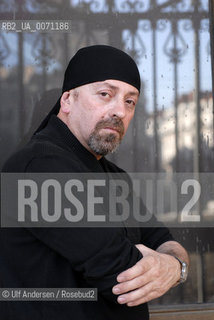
xmin=88 ymin=117 xmax=124 ymax=156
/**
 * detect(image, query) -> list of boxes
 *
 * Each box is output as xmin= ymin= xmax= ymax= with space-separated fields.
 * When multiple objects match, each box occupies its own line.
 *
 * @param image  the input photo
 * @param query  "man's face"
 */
xmin=64 ymin=79 xmax=139 ymax=157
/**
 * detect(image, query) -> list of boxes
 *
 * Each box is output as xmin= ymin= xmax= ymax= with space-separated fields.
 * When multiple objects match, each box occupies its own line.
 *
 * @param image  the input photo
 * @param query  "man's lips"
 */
xmin=103 ymin=127 xmax=121 ymax=133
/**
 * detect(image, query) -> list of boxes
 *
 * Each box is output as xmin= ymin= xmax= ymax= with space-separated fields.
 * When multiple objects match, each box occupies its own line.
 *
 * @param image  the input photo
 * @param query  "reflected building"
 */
xmin=146 ymin=92 xmax=213 ymax=172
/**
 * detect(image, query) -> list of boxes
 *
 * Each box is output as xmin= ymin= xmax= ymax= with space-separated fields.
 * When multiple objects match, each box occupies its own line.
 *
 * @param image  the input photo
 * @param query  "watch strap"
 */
xmin=173 ymin=256 xmax=188 ymax=284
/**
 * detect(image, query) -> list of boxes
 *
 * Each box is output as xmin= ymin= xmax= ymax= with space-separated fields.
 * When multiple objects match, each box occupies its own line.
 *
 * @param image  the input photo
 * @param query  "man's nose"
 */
xmin=108 ymin=98 xmax=126 ymax=119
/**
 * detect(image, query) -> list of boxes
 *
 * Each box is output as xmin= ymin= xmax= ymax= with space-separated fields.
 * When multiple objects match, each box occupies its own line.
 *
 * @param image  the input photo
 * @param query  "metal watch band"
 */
xmin=173 ymin=256 xmax=188 ymax=284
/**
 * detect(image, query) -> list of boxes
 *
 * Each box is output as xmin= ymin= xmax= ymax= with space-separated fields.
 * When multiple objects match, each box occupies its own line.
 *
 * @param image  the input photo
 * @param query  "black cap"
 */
xmin=63 ymin=45 xmax=141 ymax=92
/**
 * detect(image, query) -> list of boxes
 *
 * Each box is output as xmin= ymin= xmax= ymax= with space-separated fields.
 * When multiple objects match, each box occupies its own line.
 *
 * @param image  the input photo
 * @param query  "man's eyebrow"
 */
xmin=128 ymin=91 xmax=139 ymax=97
xmin=93 ymin=82 xmax=118 ymax=90
xmin=93 ymin=81 xmax=139 ymax=96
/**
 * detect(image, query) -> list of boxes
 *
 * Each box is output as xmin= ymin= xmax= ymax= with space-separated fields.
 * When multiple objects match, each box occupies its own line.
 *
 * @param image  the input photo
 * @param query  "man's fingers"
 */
xmin=116 ymin=281 xmax=163 ymax=305
xmin=116 ymin=245 xmax=157 ymax=283
xmin=113 ymin=273 xmax=149 ymax=295
xmin=117 ymin=257 xmax=151 ymax=282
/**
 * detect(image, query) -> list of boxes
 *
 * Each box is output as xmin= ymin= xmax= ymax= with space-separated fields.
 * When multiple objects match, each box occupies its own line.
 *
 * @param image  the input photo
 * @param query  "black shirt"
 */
xmin=1 ymin=115 xmax=174 ymax=320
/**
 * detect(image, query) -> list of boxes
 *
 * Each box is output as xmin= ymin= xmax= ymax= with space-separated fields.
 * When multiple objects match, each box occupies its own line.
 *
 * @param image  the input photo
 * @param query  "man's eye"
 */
xmin=126 ymin=99 xmax=135 ymax=106
xmin=100 ymin=92 xmax=110 ymax=97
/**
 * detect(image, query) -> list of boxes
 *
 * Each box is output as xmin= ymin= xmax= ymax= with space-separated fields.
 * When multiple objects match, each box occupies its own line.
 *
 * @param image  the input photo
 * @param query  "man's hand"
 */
xmin=112 ymin=243 xmax=181 ymax=307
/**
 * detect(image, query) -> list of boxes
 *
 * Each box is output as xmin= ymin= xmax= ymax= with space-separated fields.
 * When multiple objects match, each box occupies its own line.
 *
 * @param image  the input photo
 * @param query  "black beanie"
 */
xmin=35 ymin=45 xmax=141 ymax=133
xmin=63 ymin=45 xmax=141 ymax=92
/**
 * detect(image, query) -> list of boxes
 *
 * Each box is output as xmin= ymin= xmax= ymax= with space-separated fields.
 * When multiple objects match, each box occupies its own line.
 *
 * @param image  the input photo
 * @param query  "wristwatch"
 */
xmin=174 ymin=256 xmax=188 ymax=284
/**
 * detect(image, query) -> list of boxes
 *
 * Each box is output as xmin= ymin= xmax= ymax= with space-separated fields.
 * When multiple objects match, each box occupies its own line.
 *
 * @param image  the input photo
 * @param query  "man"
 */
xmin=1 ymin=45 xmax=189 ymax=319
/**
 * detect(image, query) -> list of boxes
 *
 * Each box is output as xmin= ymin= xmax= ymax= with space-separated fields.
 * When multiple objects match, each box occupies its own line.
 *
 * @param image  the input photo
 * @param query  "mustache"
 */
xmin=95 ymin=117 xmax=125 ymax=136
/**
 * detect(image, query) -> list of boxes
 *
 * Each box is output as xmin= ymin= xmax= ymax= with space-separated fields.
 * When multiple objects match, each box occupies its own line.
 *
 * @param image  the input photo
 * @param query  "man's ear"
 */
xmin=60 ymin=91 xmax=72 ymax=113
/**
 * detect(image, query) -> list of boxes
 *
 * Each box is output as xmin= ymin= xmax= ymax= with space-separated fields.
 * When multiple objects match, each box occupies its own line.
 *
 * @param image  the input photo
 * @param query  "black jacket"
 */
xmin=1 ymin=115 xmax=174 ymax=320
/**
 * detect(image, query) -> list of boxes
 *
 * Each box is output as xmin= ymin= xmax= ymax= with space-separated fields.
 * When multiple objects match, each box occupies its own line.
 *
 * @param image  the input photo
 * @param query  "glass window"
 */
xmin=0 ymin=0 xmax=213 ymax=310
